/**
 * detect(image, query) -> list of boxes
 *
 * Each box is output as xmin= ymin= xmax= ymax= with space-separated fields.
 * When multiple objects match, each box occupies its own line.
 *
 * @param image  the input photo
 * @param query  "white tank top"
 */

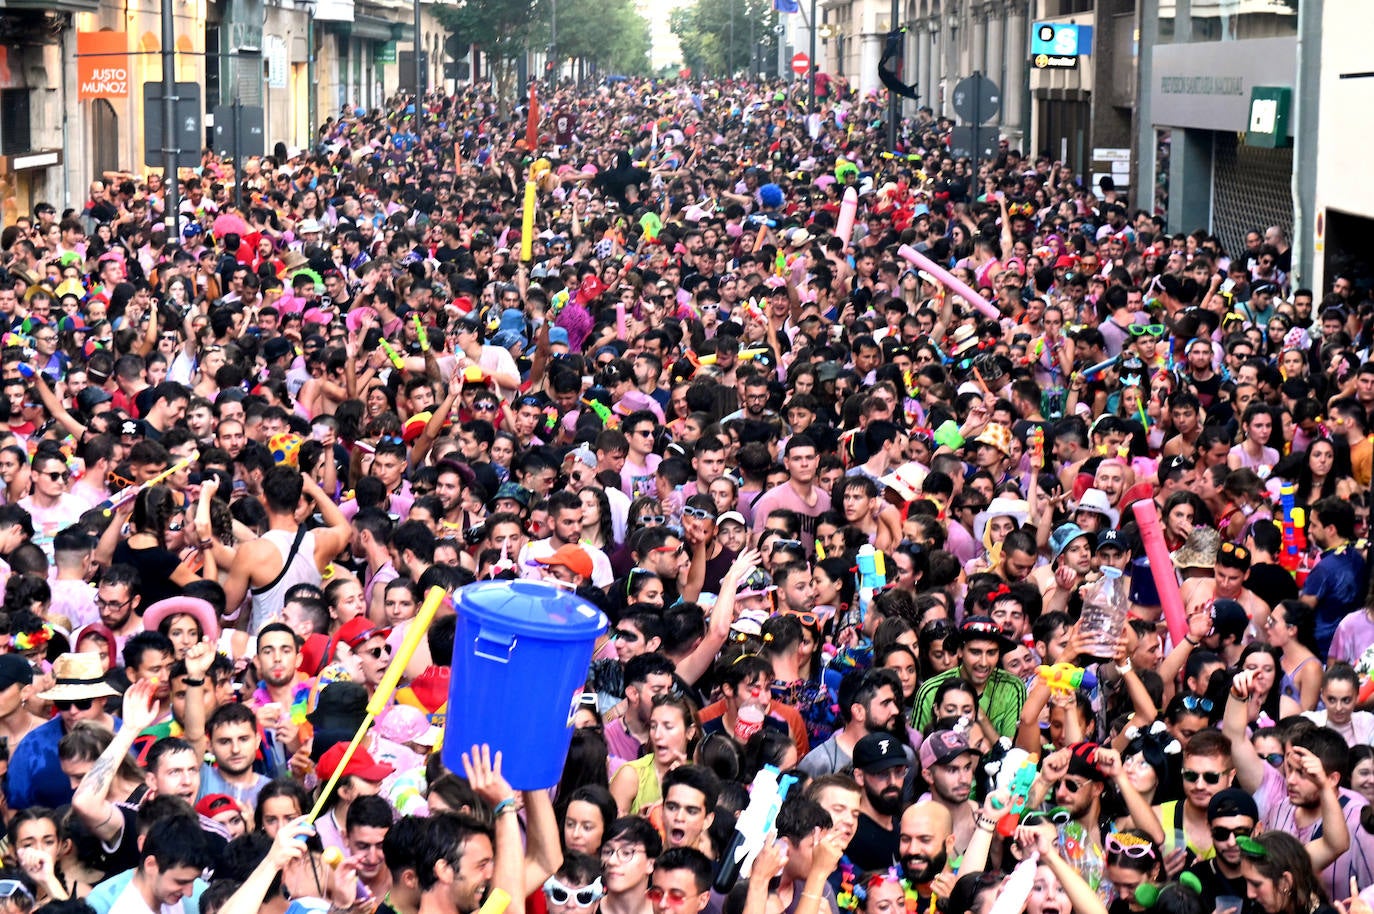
xmin=249 ymin=527 xmax=321 ymax=634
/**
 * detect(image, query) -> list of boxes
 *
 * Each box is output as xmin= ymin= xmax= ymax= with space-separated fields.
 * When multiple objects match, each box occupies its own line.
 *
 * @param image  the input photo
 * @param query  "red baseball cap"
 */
xmin=534 ymin=544 xmax=594 ymax=580
xmin=195 ymin=794 xmax=238 ymax=819
xmin=316 ymin=743 xmax=395 ymax=783
xmin=335 ymin=617 xmax=391 ymax=650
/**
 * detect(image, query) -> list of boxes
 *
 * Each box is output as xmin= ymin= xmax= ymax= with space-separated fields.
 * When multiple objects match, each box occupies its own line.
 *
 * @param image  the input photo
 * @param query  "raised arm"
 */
xmin=1222 ymin=670 xmax=1268 ymax=793
xmin=675 ymin=548 xmax=761 ymax=685
xmin=302 ymin=473 xmax=351 ymax=568
xmin=462 ymin=745 xmax=526 ymax=914
xmin=1293 ymin=747 xmax=1350 ymax=873
xmin=72 ymin=679 xmax=159 ymax=843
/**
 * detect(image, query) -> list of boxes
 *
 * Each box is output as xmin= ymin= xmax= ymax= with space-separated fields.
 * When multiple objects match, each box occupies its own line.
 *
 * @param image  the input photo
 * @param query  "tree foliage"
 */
xmin=433 ymin=0 xmax=548 ymax=104
xmin=539 ymin=0 xmax=652 ymax=76
xmin=671 ymin=0 xmax=778 ymax=78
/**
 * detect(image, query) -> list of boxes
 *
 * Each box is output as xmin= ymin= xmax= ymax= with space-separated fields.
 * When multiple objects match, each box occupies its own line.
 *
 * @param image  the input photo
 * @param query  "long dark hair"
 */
xmin=556 ymin=727 xmax=609 ymax=801
xmin=131 ymin=484 xmax=182 ymax=548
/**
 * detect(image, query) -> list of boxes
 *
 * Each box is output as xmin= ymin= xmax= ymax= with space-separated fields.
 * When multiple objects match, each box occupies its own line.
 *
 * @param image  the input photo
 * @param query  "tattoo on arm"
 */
xmin=74 ymin=754 xmax=117 ymax=800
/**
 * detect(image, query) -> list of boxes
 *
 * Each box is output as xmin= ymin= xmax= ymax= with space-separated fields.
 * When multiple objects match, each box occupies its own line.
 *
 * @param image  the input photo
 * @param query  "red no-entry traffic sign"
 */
xmin=791 ymin=52 xmax=810 ymax=75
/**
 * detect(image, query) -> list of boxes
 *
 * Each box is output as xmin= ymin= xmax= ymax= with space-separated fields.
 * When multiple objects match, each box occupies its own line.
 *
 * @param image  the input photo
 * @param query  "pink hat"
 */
xmin=303 ymin=307 xmax=331 ymax=325
xmin=376 ymin=704 xmax=441 ymax=747
xmin=615 ymin=389 xmax=665 ymax=423
xmin=346 ymin=306 xmax=379 ymax=333
xmin=142 ymin=597 xmax=220 ymax=643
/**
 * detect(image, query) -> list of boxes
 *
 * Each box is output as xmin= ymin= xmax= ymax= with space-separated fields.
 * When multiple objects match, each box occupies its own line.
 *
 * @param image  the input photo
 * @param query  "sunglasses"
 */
xmin=40 ymin=470 xmax=70 ymax=482
xmin=1263 ymin=752 xmax=1284 ymax=768
xmin=1060 ymin=777 xmax=1085 ymax=793
xmin=611 ymin=629 xmax=641 ymax=642
xmin=1129 ymin=324 xmax=1166 ymax=337
xmin=0 ymin=879 xmax=33 ymax=910
xmin=1022 ymin=807 xmax=1072 ymax=828
xmin=1181 ymin=695 xmax=1213 ymax=713
xmin=54 ymin=697 xmax=96 ymax=711
xmin=363 ymin=644 xmax=393 ymax=660
xmin=637 ymin=514 xmax=667 ymax=526
xmin=647 ymin=887 xmax=692 ymax=906
xmin=1181 ymin=769 xmax=1227 ymax=785
xmin=1211 ymin=825 xmax=1253 ymax=843
xmin=682 ymin=505 xmax=716 ymax=521
xmin=1105 ymin=834 xmax=1156 ymax=859
xmin=1219 ymin=543 xmax=1250 ymax=560
xmin=785 ymin=610 xmax=820 ymax=628
xmin=544 ymin=877 xmax=603 ymax=908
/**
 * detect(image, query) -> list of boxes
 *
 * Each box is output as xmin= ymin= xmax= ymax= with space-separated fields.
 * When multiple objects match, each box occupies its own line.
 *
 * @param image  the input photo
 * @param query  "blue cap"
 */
xmin=1050 ymin=523 xmax=1092 ymax=560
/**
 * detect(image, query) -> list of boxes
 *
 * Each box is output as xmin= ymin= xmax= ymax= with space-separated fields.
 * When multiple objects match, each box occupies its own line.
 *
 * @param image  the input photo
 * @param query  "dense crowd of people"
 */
xmin=0 ymin=72 xmax=1365 ymax=914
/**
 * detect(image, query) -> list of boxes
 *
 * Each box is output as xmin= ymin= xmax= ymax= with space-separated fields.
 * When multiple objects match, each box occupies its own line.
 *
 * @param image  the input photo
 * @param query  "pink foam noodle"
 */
xmin=896 ymin=244 xmax=1001 ymax=321
xmin=835 ymin=187 xmax=858 ymax=252
xmin=1131 ymin=498 xmax=1188 ymax=647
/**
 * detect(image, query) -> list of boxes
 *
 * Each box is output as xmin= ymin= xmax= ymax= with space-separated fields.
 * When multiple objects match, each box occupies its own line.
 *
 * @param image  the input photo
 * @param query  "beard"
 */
xmin=865 ymin=782 xmax=904 ymax=818
xmin=902 ymin=847 xmax=948 ymax=883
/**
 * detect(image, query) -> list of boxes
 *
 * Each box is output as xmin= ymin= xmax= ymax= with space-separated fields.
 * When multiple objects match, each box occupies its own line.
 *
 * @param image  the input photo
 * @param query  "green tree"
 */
xmin=540 ymin=0 xmax=652 ymax=76
xmin=671 ymin=0 xmax=778 ymax=78
xmin=433 ymin=0 xmax=548 ymax=107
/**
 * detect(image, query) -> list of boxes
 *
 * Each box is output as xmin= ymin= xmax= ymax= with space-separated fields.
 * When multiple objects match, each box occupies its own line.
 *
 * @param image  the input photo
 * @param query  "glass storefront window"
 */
xmin=1160 ymin=0 xmax=1297 ymax=43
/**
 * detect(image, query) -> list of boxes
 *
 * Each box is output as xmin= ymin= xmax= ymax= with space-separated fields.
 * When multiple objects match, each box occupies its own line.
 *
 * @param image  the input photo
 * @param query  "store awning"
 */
xmin=2 ymin=0 xmax=100 ymax=14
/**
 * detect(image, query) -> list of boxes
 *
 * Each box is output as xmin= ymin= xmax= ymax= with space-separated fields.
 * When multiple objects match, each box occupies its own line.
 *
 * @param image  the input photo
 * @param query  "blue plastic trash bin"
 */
xmin=443 ymin=580 xmax=608 ymax=789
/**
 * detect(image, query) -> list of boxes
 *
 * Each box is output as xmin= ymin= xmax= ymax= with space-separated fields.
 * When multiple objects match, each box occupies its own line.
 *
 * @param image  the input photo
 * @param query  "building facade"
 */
xmin=1133 ymin=0 xmax=1315 ymax=284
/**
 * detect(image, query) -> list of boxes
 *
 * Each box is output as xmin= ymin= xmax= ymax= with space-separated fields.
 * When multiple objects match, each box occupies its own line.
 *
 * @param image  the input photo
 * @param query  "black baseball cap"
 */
xmin=1207 ymin=788 xmax=1258 ymax=822
xmin=853 ymin=732 xmax=908 ymax=773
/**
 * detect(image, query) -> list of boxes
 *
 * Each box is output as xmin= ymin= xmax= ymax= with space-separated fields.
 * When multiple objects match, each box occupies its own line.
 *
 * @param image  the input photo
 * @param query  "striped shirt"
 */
xmin=1255 ymin=763 xmax=1374 ymax=899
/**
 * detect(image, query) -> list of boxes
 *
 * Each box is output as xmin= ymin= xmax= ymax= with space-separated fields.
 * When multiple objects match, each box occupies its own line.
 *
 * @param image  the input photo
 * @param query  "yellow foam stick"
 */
xmin=308 ymin=586 xmax=447 ymax=821
xmin=696 ymin=348 xmax=769 ymax=366
xmin=413 ymin=314 xmax=429 ymax=352
xmin=479 ymin=889 xmax=512 ymax=914
xmin=379 ymin=338 xmax=405 ymax=370
xmin=322 ymin=847 xmax=343 ymax=868
xmin=520 ymin=179 xmax=537 ymax=262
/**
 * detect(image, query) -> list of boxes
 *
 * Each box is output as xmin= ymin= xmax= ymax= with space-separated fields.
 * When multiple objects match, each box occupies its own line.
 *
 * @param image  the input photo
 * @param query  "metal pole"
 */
xmin=233 ymin=95 xmax=244 ymax=211
xmin=414 ymin=0 xmax=424 ymax=123
xmin=550 ymin=0 xmax=557 ymax=89
xmin=886 ymin=0 xmax=899 ymax=149
xmin=729 ymin=0 xmax=735 ymax=77
xmin=161 ymin=0 xmax=180 ymax=238
xmin=808 ymin=0 xmax=817 ymax=113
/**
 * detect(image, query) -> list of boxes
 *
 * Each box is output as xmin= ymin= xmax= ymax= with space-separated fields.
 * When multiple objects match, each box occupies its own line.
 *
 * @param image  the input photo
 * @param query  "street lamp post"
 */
xmin=808 ymin=0 xmax=817 ymax=113
xmin=550 ymin=0 xmax=557 ymax=89
xmin=414 ymin=0 xmax=424 ymax=122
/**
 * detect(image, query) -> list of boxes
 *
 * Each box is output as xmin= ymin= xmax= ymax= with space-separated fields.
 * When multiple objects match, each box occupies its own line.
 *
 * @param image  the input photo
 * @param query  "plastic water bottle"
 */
xmin=1078 ymin=566 xmax=1129 ymax=660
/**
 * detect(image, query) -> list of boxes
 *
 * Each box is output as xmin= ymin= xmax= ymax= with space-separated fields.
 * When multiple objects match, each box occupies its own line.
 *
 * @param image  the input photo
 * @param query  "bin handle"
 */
xmin=474 ymin=632 xmax=517 ymax=663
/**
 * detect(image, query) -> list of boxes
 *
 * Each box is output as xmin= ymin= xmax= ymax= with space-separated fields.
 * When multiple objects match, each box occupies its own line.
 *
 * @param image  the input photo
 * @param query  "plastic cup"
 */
xmin=1216 ymin=897 xmax=1242 ymax=914
xmin=734 ymin=705 xmax=765 ymax=743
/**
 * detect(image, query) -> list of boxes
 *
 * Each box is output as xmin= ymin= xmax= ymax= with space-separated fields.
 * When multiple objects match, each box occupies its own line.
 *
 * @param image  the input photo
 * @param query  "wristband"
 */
xmin=976 ymin=815 xmax=998 ymax=832
xmin=1185 ymin=636 xmax=1200 ymax=647
xmin=182 ymin=677 xmax=205 ymax=686
xmin=493 ymin=798 xmax=518 ymax=816
xmin=1117 ymin=659 xmax=1133 ymax=674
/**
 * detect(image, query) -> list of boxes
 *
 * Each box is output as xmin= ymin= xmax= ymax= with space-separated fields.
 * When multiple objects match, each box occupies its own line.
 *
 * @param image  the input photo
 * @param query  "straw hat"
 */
xmin=38 ymin=653 xmax=120 ymax=702
xmin=949 ymin=324 xmax=980 ymax=357
xmin=1172 ymin=527 xmax=1220 ymax=570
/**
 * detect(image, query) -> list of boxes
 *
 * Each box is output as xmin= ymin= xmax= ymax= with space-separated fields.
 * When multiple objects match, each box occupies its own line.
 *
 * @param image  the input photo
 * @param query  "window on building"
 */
xmin=0 ymin=90 xmax=31 ymax=155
